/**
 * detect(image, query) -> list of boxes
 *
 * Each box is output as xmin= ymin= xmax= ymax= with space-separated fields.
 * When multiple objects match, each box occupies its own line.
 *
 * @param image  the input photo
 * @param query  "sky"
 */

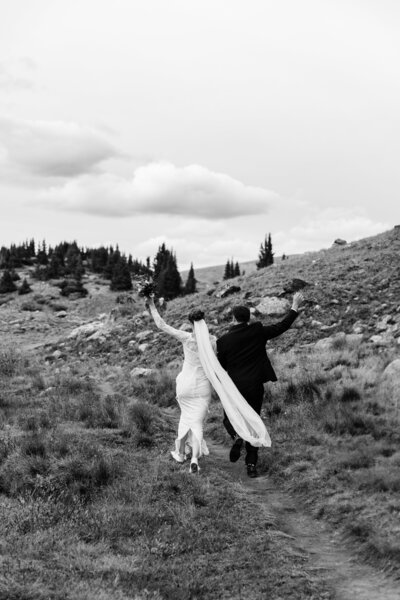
xmin=0 ymin=0 xmax=399 ymax=270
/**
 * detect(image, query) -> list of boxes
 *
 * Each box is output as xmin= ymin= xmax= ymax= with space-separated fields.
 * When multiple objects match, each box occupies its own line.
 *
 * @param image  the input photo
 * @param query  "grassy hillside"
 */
xmin=1 ymin=226 xmax=400 ymax=598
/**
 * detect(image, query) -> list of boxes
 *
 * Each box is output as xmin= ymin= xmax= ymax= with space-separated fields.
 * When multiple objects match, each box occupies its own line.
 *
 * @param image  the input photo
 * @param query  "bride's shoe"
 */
xmin=171 ymin=450 xmax=185 ymax=463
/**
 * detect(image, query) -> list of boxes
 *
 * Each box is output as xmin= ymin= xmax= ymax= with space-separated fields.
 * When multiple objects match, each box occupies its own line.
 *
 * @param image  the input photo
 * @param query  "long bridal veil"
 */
xmin=194 ymin=320 xmax=271 ymax=448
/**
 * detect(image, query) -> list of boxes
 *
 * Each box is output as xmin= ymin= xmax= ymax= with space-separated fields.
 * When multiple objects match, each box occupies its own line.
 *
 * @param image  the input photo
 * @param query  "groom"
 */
xmin=216 ymin=292 xmax=304 ymax=477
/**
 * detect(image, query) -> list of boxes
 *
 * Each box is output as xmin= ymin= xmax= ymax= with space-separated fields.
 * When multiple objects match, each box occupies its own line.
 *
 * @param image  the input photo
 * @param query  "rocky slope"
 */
xmin=1 ymin=227 xmax=400 ymax=370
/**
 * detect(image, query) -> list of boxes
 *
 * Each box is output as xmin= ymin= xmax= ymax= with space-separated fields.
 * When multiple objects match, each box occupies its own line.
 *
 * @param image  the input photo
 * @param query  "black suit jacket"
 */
xmin=216 ymin=310 xmax=298 ymax=387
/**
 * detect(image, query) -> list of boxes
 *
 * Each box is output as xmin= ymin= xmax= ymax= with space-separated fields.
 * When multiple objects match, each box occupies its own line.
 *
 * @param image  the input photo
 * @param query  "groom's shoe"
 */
xmin=189 ymin=462 xmax=200 ymax=474
xmin=229 ymin=437 xmax=243 ymax=463
xmin=246 ymin=463 xmax=258 ymax=478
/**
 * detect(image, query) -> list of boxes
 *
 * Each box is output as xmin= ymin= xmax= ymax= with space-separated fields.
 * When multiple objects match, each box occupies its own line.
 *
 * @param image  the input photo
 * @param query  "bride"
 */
xmin=148 ymin=295 xmax=270 ymax=474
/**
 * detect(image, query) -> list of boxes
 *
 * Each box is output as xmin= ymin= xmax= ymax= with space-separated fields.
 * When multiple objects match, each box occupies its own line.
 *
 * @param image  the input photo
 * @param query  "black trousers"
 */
xmin=223 ymin=381 xmax=265 ymax=465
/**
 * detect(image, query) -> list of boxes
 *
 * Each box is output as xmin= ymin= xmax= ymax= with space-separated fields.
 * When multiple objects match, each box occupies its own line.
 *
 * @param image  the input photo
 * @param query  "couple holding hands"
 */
xmin=148 ymin=290 xmax=304 ymax=478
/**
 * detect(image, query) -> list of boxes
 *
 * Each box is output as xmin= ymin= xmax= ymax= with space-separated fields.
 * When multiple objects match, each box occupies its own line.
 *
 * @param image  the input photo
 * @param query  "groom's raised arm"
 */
xmin=262 ymin=292 xmax=304 ymax=341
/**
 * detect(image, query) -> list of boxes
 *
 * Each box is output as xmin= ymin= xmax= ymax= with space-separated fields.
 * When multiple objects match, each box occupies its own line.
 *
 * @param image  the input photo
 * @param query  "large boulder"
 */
xmin=333 ymin=238 xmax=347 ymax=246
xmin=383 ymin=359 xmax=400 ymax=381
xmin=314 ymin=332 xmax=363 ymax=351
xmin=256 ymin=296 xmax=290 ymax=316
xmin=369 ymin=334 xmax=394 ymax=346
xmin=216 ymin=285 xmax=241 ymax=298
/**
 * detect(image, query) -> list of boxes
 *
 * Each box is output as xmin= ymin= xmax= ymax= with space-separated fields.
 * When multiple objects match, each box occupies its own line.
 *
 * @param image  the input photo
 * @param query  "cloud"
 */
xmin=0 ymin=116 xmax=119 ymax=178
xmin=37 ymin=161 xmax=278 ymax=218
xmin=0 ymin=58 xmax=36 ymax=92
xmin=274 ymin=209 xmax=390 ymax=255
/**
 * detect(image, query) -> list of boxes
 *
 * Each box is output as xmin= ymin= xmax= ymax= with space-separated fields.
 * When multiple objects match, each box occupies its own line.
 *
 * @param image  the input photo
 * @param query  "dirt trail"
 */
xmin=209 ymin=441 xmax=400 ymax=600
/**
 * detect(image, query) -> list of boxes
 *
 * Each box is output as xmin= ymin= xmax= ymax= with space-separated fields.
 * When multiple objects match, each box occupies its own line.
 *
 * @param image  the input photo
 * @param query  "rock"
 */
xmin=311 ymin=319 xmax=323 ymax=327
xmin=206 ymin=288 xmax=216 ymax=296
xmin=55 ymin=311 xmax=67 ymax=318
xmin=314 ymin=332 xmax=359 ymax=350
xmin=216 ymin=285 xmax=241 ymax=298
xmin=136 ymin=329 xmax=153 ymax=342
xmin=138 ymin=343 xmax=150 ymax=352
xmin=130 ymin=367 xmax=154 ymax=378
xmin=256 ymin=296 xmax=290 ymax=316
xmin=333 ymin=238 xmax=347 ymax=246
xmin=283 ymin=278 xmax=310 ymax=293
xmin=87 ymin=329 xmax=110 ymax=341
xmin=369 ymin=334 xmax=393 ymax=346
xmin=376 ymin=315 xmax=392 ymax=332
xmin=382 ymin=359 xmax=400 ymax=380
xmin=68 ymin=322 xmax=105 ymax=339
xmin=52 ymin=350 xmax=63 ymax=359
xmin=128 ymin=340 xmax=137 ymax=347
xmin=320 ymin=324 xmax=336 ymax=331
xmin=314 ymin=338 xmax=332 ymax=351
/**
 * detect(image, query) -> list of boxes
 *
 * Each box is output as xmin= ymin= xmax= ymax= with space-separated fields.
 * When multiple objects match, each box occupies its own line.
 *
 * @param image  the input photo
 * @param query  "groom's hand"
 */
xmin=291 ymin=291 xmax=304 ymax=312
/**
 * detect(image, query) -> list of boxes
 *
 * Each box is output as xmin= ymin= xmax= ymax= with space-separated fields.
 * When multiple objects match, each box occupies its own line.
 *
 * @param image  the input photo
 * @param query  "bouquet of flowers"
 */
xmin=137 ymin=277 xmax=156 ymax=298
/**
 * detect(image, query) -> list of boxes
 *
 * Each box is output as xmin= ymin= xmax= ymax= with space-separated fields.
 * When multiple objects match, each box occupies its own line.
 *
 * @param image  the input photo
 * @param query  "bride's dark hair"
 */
xmin=188 ymin=309 xmax=205 ymax=323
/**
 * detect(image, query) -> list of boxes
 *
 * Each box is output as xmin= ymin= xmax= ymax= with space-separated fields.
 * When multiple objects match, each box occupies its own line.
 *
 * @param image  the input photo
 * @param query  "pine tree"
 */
xmin=153 ymin=244 xmax=182 ymax=299
xmin=184 ymin=263 xmax=197 ymax=294
xmin=18 ymin=278 xmax=32 ymax=295
xmin=36 ymin=240 xmax=48 ymax=265
xmin=46 ymin=253 xmax=64 ymax=279
xmin=110 ymin=256 xmax=133 ymax=291
xmin=64 ymin=242 xmax=82 ymax=276
xmin=256 ymin=233 xmax=274 ymax=269
xmin=0 ymin=270 xmax=17 ymax=294
xmin=103 ymin=248 xmax=121 ymax=279
xmin=267 ymin=233 xmax=274 ymax=265
xmin=223 ymin=259 xmax=232 ymax=280
xmin=234 ymin=261 xmax=241 ymax=277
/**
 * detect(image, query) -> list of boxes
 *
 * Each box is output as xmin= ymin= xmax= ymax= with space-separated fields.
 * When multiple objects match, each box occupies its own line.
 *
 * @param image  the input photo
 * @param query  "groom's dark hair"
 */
xmin=232 ymin=305 xmax=250 ymax=323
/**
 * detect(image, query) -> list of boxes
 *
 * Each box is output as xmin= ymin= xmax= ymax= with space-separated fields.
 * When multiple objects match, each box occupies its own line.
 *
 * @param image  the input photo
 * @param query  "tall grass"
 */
xmin=256 ymin=340 xmax=400 ymax=574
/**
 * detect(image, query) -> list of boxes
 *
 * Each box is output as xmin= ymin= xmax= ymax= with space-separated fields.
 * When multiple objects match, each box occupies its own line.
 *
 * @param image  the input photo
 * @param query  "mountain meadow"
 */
xmin=1 ymin=227 xmax=400 ymax=599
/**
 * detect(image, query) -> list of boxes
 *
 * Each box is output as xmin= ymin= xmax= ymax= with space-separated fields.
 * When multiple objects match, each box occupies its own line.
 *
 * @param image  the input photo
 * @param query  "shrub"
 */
xmin=58 ymin=454 xmax=115 ymax=499
xmin=355 ymin=466 xmax=400 ymax=492
xmin=20 ymin=300 xmax=42 ymax=311
xmin=129 ymin=401 xmax=154 ymax=434
xmin=332 ymin=448 xmax=375 ymax=471
xmin=77 ymin=393 xmax=125 ymax=429
xmin=284 ymin=377 xmax=321 ymax=404
xmin=0 ymin=349 xmax=21 ymax=377
xmin=322 ymin=404 xmax=380 ymax=437
xmin=129 ymin=370 xmax=176 ymax=407
xmin=59 ymin=278 xmax=88 ymax=297
xmin=0 ymin=270 xmax=17 ymax=294
xmin=339 ymin=386 xmax=362 ymax=403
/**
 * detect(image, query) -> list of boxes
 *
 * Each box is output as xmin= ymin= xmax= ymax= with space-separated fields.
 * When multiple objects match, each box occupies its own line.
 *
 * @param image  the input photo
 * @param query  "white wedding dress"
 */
xmin=149 ymin=304 xmax=271 ymax=463
xmin=150 ymin=304 xmax=214 ymax=458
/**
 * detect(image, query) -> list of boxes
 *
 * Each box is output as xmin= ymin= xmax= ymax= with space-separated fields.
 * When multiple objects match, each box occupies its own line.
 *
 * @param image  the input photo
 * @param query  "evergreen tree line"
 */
xmin=223 ymin=259 xmax=241 ymax=280
xmin=222 ymin=233 xmax=276 ymax=279
xmin=0 ymin=239 xmax=197 ymax=299
xmin=0 ymin=232 xmax=279 ymax=298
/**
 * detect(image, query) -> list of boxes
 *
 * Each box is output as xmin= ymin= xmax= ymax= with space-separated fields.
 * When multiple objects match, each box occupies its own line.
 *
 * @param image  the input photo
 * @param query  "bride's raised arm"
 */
xmin=148 ymin=296 xmax=190 ymax=342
